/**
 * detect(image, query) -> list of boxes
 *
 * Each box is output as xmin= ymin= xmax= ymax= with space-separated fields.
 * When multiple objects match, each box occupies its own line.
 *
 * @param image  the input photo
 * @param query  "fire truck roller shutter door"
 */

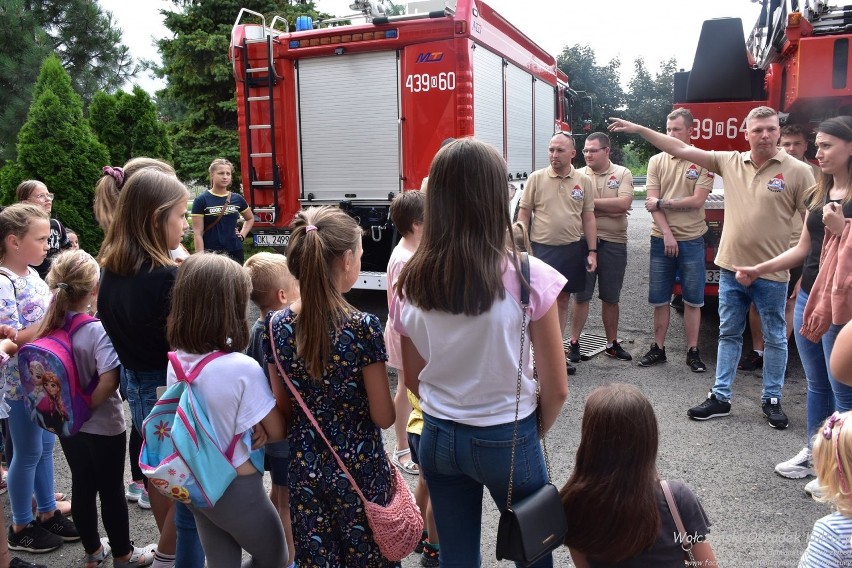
xmin=473 ymin=46 xmax=505 ymax=155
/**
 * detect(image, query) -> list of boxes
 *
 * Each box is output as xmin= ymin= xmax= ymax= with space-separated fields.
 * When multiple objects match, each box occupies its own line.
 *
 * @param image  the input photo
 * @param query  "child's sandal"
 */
xmin=113 ymin=543 xmax=157 ymax=568
xmin=84 ymin=538 xmax=111 ymax=568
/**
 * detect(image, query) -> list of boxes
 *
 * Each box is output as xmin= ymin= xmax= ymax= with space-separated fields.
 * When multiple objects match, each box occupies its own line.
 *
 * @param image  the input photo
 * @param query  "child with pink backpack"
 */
xmin=39 ymin=249 xmax=156 ymax=567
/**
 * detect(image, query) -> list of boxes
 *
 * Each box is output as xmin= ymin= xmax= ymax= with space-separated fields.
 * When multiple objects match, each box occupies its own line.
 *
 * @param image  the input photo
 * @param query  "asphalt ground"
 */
xmin=18 ymin=200 xmax=823 ymax=567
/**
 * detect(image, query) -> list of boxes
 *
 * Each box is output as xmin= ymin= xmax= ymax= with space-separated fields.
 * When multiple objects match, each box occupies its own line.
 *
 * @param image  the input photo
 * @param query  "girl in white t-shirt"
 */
xmin=391 ymin=138 xmax=569 ymax=565
xmin=42 ymin=250 xmax=156 ymax=568
xmin=165 ymin=254 xmax=287 ymax=568
xmin=800 ymin=410 xmax=852 ymax=567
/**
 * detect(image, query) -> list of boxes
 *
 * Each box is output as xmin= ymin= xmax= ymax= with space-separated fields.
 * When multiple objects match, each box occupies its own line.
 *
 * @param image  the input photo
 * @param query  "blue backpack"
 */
xmin=18 ymin=313 xmax=99 ymax=437
xmin=139 ymin=351 xmax=262 ymax=508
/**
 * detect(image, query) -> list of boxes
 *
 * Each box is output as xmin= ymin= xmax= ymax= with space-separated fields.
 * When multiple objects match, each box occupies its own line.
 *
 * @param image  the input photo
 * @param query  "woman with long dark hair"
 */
xmin=560 ymin=384 xmax=716 ymax=567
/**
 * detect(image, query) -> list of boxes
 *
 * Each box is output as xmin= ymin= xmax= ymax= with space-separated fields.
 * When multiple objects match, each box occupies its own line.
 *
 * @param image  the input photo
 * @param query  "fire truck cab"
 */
xmin=230 ymin=0 xmax=576 ymax=289
xmin=673 ymin=0 xmax=852 ymax=296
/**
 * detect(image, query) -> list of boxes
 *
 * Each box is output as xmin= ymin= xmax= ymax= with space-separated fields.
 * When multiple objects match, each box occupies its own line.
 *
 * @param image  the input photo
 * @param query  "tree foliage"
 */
xmin=13 ymin=55 xmax=109 ymax=251
xmin=155 ymin=0 xmax=331 ymax=185
xmin=90 ymin=86 xmax=173 ymax=166
xmin=624 ymin=57 xmax=678 ymax=164
xmin=558 ymin=44 xmax=625 ymax=149
xmin=0 ymin=0 xmax=138 ymax=161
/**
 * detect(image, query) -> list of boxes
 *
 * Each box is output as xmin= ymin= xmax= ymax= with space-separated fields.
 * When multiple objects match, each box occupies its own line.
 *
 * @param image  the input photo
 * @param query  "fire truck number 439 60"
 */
xmin=404 ymin=72 xmax=457 ymax=92
xmin=691 ymin=117 xmax=748 ymax=141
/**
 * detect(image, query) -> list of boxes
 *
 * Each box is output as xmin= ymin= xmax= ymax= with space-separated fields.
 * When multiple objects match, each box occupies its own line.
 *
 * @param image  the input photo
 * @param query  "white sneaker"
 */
xmin=775 ymin=446 xmax=815 ymax=479
xmin=805 ymin=478 xmax=824 ymax=501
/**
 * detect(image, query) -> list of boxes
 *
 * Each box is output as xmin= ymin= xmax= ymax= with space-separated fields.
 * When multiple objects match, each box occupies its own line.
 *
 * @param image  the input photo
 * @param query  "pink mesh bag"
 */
xmin=269 ymin=320 xmax=423 ymax=561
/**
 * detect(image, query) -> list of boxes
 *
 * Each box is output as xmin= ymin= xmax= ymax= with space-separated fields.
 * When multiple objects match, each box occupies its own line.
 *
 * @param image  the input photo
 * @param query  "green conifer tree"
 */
xmin=16 ymin=54 xmax=109 ymax=251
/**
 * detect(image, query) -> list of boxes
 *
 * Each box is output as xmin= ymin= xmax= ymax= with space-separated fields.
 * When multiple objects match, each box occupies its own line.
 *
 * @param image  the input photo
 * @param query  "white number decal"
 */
xmin=405 ymin=72 xmax=456 ymax=92
xmin=692 ymin=117 xmax=750 ymax=140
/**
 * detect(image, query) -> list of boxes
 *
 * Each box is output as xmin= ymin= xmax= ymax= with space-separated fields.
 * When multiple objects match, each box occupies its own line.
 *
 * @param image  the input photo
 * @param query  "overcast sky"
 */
xmin=99 ymin=0 xmax=763 ymax=94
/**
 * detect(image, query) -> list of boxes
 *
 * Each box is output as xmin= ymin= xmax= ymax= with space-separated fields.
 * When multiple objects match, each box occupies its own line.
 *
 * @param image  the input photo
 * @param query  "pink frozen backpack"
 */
xmin=18 ymin=313 xmax=99 ymax=437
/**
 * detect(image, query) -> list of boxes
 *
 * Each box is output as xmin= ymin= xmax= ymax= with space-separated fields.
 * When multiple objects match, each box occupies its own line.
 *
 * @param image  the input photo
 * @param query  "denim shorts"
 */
xmin=406 ymin=432 xmax=421 ymax=465
xmin=648 ymin=235 xmax=706 ymax=307
xmin=531 ymin=240 xmax=588 ymax=293
xmin=264 ymin=440 xmax=290 ymax=486
xmin=122 ymin=367 xmax=167 ymax=433
xmin=576 ymin=239 xmax=627 ymax=304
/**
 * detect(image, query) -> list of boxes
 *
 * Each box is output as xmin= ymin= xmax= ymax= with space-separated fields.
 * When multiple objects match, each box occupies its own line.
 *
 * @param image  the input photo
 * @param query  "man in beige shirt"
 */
xmin=739 ymin=124 xmax=814 ymax=372
xmin=638 ymin=108 xmax=714 ymax=373
xmin=517 ymin=133 xmax=597 ymax=373
xmin=610 ymin=106 xmax=815 ymax=430
xmin=567 ymin=132 xmax=634 ymax=363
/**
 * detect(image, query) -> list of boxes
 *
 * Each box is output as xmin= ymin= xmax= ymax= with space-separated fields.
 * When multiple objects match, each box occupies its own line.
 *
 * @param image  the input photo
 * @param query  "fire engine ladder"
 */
xmin=233 ymin=9 xmax=287 ymax=223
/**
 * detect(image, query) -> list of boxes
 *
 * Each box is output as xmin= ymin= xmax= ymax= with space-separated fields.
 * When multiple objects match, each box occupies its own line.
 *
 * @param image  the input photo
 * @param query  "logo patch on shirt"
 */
xmin=571 ymin=186 xmax=584 ymax=200
xmin=767 ymin=174 xmax=786 ymax=193
xmin=685 ymin=164 xmax=700 ymax=180
xmin=606 ymin=176 xmax=619 ymax=189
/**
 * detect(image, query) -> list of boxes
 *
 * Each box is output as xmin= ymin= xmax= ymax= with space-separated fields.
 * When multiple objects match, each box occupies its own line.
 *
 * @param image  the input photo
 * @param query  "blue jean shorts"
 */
xmin=122 ymin=367 xmax=167 ymax=433
xmin=264 ymin=440 xmax=290 ymax=486
xmin=648 ymin=235 xmax=706 ymax=307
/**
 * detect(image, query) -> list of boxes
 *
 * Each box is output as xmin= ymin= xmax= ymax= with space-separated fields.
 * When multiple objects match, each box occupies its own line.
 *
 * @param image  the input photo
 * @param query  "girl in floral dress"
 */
xmin=264 ymin=206 xmax=398 ymax=567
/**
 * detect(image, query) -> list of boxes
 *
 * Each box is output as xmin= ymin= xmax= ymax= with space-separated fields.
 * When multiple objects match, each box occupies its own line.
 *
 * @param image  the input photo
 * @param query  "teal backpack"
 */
xmin=139 ymin=351 xmax=263 ymax=508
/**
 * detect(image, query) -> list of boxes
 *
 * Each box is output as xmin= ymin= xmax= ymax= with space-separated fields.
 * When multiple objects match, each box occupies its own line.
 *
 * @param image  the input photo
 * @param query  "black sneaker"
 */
xmin=7 ymin=521 xmax=62 ymax=553
xmin=37 ymin=510 xmax=79 ymax=542
xmin=738 ymin=350 xmax=763 ymax=371
xmin=687 ymin=393 xmax=731 ymax=420
xmin=421 ymin=543 xmax=439 ymax=567
xmin=638 ymin=344 xmax=666 ymax=367
xmin=567 ymin=340 xmax=581 ymax=363
xmin=566 ymin=360 xmax=576 ymax=375
xmin=687 ymin=347 xmax=707 ymax=372
xmin=762 ymin=397 xmax=789 ymax=429
xmin=605 ymin=340 xmax=632 ymax=361
xmin=10 ymin=558 xmax=48 ymax=568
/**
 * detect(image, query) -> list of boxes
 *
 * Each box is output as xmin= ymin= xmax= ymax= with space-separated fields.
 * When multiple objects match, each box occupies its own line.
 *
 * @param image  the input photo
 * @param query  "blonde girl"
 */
xmin=166 ymin=254 xmax=285 ymax=567
xmin=42 ymin=249 xmax=156 ymax=567
xmin=264 ymin=205 xmax=398 ymax=567
xmin=96 ymin=157 xmax=186 ymax=520
xmin=191 ymin=158 xmax=254 ymax=263
xmin=15 ymin=180 xmax=72 ymax=280
xmin=0 ymin=204 xmax=78 ymax=553
xmin=97 ymin=168 xmax=194 ymax=568
xmin=800 ymin=411 xmax=852 ymax=566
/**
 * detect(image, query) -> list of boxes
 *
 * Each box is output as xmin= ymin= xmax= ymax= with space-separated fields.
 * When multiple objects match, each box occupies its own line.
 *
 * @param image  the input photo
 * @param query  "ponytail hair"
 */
xmin=94 ymin=157 xmax=176 ymax=231
xmin=286 ymin=206 xmax=361 ymax=379
xmin=38 ymin=250 xmax=99 ymax=337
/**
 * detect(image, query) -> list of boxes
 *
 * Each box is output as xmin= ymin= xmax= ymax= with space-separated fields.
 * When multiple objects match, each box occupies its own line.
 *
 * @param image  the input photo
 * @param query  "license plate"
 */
xmin=254 ymin=233 xmax=290 ymax=247
xmin=706 ymin=270 xmax=720 ymax=284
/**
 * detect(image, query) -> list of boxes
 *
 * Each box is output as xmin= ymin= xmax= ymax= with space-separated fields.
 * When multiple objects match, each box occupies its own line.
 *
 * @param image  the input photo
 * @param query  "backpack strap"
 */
xmin=168 ymin=351 xmax=227 ymax=384
xmin=65 ymin=313 xmax=98 ymax=335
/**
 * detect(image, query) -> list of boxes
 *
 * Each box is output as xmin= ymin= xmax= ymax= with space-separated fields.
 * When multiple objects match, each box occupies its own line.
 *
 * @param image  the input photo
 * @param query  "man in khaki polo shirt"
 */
xmin=610 ymin=106 xmax=815 ymax=430
xmin=517 ymin=132 xmax=597 ymax=371
xmin=638 ymin=108 xmax=714 ymax=373
xmin=739 ymin=124 xmax=813 ymax=372
xmin=567 ymin=132 xmax=634 ymax=363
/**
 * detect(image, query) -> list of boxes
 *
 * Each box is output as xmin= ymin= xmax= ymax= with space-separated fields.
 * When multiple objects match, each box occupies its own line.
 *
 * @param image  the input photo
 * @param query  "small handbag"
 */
xmin=661 ymin=480 xmax=698 ymax=566
xmin=268 ymin=319 xmax=423 ymax=561
xmin=496 ymin=253 xmax=568 ymax=566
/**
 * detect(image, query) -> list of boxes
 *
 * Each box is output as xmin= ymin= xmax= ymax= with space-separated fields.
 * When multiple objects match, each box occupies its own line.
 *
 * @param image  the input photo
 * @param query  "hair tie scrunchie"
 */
xmin=102 ymin=166 xmax=125 ymax=189
xmin=56 ymin=283 xmax=70 ymax=291
xmin=305 ymin=225 xmax=318 ymax=232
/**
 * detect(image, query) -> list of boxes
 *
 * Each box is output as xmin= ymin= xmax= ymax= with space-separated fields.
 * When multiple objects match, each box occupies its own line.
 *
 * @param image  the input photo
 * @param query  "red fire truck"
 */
xmin=230 ymin=0 xmax=577 ymax=289
xmin=673 ymin=0 xmax=852 ymax=297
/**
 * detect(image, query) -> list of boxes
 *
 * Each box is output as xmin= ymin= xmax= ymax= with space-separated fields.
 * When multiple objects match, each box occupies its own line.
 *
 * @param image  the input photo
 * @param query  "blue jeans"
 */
xmin=122 ymin=367 xmax=166 ymax=432
xmin=793 ymin=290 xmax=852 ymax=445
xmin=7 ymin=399 xmax=56 ymax=525
xmin=419 ymin=412 xmax=552 ymax=568
xmin=648 ymin=236 xmax=706 ymax=307
xmin=175 ymin=502 xmax=205 ymax=568
xmin=713 ymin=270 xmax=788 ymax=402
